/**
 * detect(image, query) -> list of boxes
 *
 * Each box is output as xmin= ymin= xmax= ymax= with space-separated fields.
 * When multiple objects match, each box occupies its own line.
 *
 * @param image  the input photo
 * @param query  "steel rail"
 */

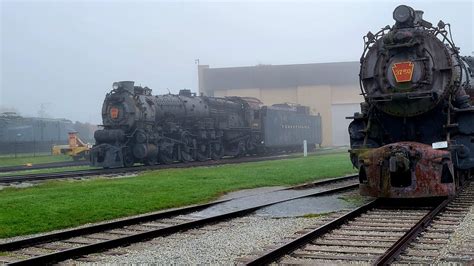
xmin=0 ymin=161 xmax=89 ymax=173
xmin=244 ymin=199 xmax=378 ymax=266
xmin=0 ymin=168 xmax=133 ymax=183
xmin=3 ymin=183 xmax=358 ymax=265
xmin=286 ymin=174 xmax=358 ymax=190
xmin=0 ymin=174 xmax=357 ymax=252
xmin=244 ymin=196 xmax=454 ymax=266
xmin=0 ymin=152 xmax=298 ymax=174
xmin=0 ymin=199 xmax=229 ymax=252
xmin=374 ymin=197 xmax=452 ymax=265
xmin=0 ymin=153 xmax=311 ymax=184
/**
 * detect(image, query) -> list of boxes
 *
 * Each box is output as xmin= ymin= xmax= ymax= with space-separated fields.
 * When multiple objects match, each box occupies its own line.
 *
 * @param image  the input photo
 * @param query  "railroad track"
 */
xmin=395 ymin=183 xmax=474 ymax=264
xmin=0 ymin=153 xmax=306 ymax=184
xmin=0 ymin=161 xmax=89 ymax=173
xmin=240 ymin=184 xmax=473 ymax=265
xmin=1 ymin=149 xmax=342 ymax=174
xmin=0 ymin=175 xmax=358 ymax=265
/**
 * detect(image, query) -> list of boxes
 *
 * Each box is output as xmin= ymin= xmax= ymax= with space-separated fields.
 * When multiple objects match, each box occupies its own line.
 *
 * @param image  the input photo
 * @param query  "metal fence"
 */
xmin=0 ymin=140 xmax=67 ymax=156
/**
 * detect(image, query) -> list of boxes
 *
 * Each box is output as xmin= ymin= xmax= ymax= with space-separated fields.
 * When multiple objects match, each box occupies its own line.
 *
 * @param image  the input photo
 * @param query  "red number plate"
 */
xmin=110 ymin=107 xmax=119 ymax=119
xmin=392 ymin=61 xmax=414 ymax=83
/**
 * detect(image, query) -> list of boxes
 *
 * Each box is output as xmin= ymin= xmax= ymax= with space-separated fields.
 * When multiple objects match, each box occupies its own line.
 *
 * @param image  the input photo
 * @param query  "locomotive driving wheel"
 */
xmin=180 ymin=133 xmax=194 ymax=163
xmin=211 ymin=141 xmax=224 ymax=160
xmin=196 ymin=143 xmax=209 ymax=162
xmin=159 ymin=142 xmax=175 ymax=164
xmin=159 ymin=152 xmax=174 ymax=164
xmin=236 ymin=140 xmax=246 ymax=157
xmin=144 ymin=156 xmax=158 ymax=166
xmin=180 ymin=149 xmax=194 ymax=163
xmin=122 ymin=149 xmax=134 ymax=168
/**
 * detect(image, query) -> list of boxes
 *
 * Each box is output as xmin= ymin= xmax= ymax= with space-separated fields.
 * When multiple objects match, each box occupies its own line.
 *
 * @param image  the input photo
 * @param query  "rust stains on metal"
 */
xmin=355 ymin=142 xmax=456 ymax=198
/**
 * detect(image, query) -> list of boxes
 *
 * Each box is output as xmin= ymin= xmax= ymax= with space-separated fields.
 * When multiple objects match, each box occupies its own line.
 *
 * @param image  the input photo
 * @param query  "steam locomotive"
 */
xmin=348 ymin=5 xmax=473 ymax=198
xmin=90 ymin=81 xmax=321 ymax=168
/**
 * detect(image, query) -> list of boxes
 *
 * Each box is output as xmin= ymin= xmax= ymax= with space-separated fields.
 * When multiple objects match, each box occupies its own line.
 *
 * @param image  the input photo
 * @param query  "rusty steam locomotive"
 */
xmin=349 ymin=5 xmax=473 ymax=198
xmin=90 ymin=81 xmax=321 ymax=168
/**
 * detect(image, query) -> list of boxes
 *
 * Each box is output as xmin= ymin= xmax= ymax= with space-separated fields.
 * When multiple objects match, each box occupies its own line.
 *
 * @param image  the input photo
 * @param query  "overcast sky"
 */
xmin=1 ymin=0 xmax=473 ymax=124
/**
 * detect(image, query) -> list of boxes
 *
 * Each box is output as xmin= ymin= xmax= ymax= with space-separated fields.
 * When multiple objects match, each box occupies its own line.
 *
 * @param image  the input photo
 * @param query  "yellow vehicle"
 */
xmin=52 ymin=132 xmax=92 ymax=161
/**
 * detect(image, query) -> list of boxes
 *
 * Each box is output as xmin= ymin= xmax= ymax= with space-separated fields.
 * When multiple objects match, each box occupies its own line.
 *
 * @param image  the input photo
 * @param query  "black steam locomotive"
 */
xmin=90 ymin=81 xmax=321 ymax=168
xmin=348 ymin=5 xmax=473 ymax=198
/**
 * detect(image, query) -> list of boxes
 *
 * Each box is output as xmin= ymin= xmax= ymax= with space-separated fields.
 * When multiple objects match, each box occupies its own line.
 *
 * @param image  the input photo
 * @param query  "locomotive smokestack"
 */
xmin=393 ymin=5 xmax=415 ymax=24
xmin=112 ymin=81 xmax=135 ymax=93
xmin=415 ymin=10 xmax=433 ymax=28
xmin=414 ymin=10 xmax=424 ymax=24
xmin=179 ymin=89 xmax=193 ymax=97
xmin=393 ymin=5 xmax=418 ymax=28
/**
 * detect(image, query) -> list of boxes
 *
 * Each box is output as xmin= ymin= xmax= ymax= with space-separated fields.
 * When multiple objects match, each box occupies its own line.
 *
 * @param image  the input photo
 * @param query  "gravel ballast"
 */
xmin=437 ymin=205 xmax=474 ymax=263
xmin=71 ymin=215 xmax=319 ymax=264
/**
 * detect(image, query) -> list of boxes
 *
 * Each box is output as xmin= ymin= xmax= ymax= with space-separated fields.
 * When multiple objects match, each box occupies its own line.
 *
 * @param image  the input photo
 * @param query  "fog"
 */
xmin=1 ymin=0 xmax=472 ymax=124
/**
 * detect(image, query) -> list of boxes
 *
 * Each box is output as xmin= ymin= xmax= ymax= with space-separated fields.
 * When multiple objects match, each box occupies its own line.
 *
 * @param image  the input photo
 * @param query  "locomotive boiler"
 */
xmin=90 ymin=81 xmax=321 ymax=168
xmin=348 ymin=5 xmax=473 ymax=198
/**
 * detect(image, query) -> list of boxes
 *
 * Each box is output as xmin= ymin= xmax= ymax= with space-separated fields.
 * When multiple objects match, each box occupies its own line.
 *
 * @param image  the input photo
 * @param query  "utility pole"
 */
xmin=38 ymin=102 xmax=51 ymax=118
xmin=195 ymin=59 xmax=200 ymax=95
xmin=15 ymin=133 xmax=22 ymax=158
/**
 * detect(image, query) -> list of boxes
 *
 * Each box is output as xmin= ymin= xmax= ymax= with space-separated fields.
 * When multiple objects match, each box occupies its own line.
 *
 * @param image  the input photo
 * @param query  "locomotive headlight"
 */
xmin=393 ymin=5 xmax=414 ymax=24
xmin=112 ymin=82 xmax=119 ymax=90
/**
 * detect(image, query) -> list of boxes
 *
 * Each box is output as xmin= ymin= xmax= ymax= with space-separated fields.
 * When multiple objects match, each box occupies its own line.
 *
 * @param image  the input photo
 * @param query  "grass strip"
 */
xmin=0 ymin=152 xmax=355 ymax=238
xmin=0 ymin=155 xmax=72 ymax=167
xmin=0 ymin=166 xmax=94 ymax=177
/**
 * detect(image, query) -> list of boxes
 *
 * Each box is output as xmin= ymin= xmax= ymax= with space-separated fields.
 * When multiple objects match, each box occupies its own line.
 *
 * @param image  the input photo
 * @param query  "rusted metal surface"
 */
xmin=348 ymin=5 xmax=474 ymax=199
xmin=356 ymin=142 xmax=456 ymax=198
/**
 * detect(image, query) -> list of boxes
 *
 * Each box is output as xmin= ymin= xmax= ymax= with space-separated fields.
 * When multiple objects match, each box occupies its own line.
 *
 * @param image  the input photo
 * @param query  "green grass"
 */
xmin=0 ymin=154 xmax=72 ymax=167
xmin=301 ymin=212 xmax=333 ymax=218
xmin=338 ymin=192 xmax=370 ymax=205
xmin=0 ymin=147 xmax=343 ymax=169
xmin=0 ymin=166 xmax=95 ymax=177
xmin=0 ymin=152 xmax=356 ymax=238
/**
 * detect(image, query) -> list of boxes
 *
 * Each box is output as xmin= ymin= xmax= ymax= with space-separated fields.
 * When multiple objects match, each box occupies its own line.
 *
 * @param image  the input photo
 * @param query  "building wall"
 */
xmin=213 ymin=85 xmax=362 ymax=146
xmin=331 ymin=103 xmax=361 ymax=146
xmin=200 ymin=61 xmax=363 ymax=146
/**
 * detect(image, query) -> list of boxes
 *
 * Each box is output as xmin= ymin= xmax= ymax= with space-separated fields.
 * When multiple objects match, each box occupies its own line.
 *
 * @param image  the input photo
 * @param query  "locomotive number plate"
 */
xmin=432 ymin=141 xmax=448 ymax=149
xmin=110 ymin=107 xmax=119 ymax=119
xmin=392 ymin=61 xmax=414 ymax=83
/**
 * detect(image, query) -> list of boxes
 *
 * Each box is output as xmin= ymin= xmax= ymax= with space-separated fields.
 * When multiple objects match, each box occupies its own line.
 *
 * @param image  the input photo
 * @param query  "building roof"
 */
xmin=200 ymin=61 xmax=359 ymax=92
